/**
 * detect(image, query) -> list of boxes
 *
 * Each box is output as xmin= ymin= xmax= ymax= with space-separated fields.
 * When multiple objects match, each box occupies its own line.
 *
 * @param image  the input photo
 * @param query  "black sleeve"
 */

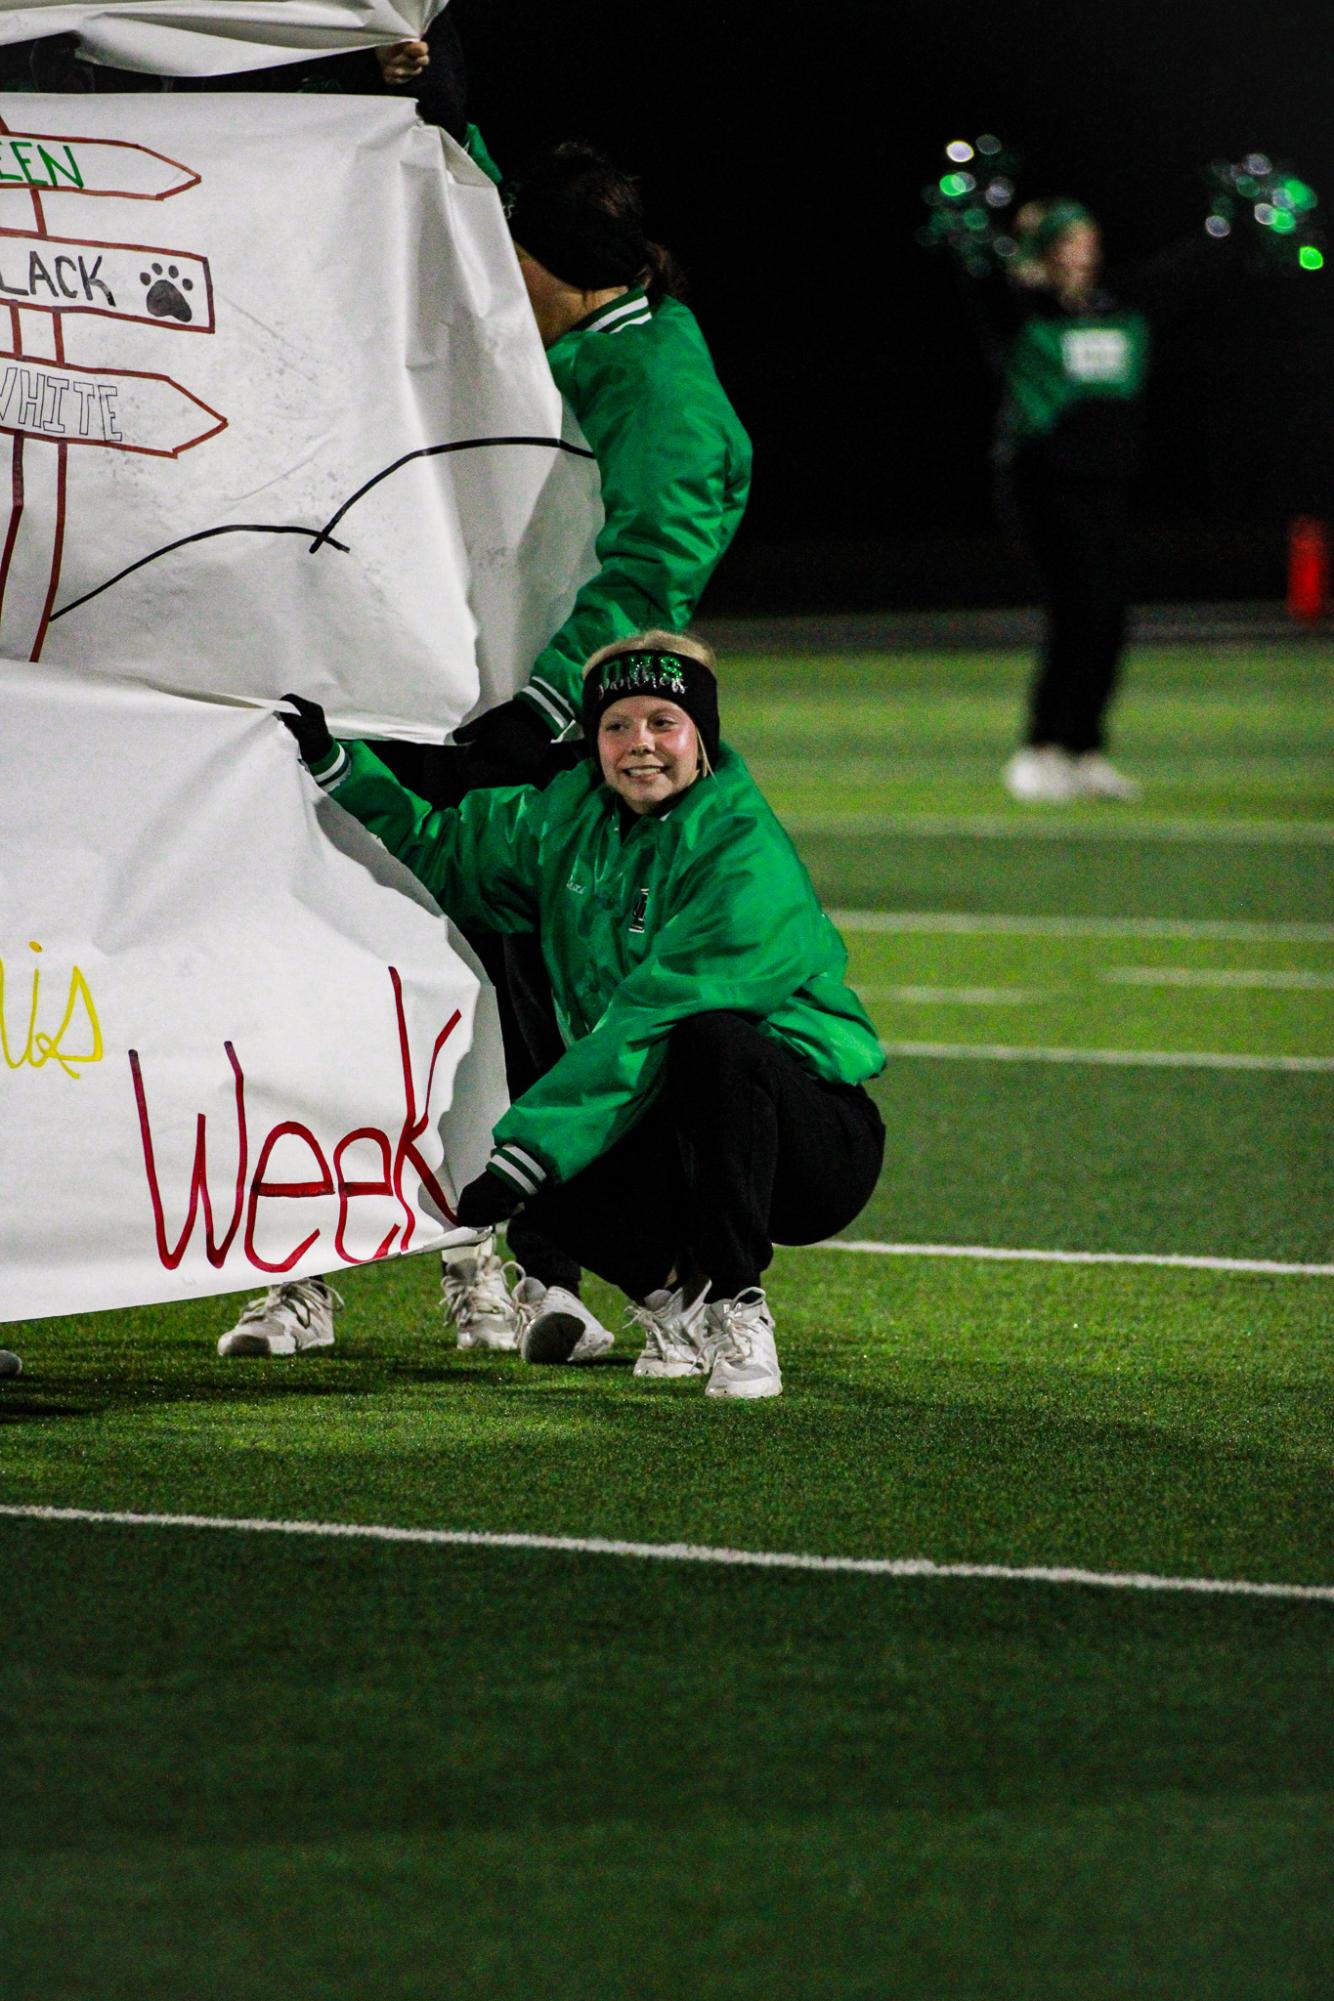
xmin=302 ymin=12 xmax=468 ymax=139
xmin=1112 ymin=233 xmax=1242 ymax=319
xmin=951 ymin=265 xmax=1026 ymax=377
xmin=411 ymin=11 xmax=469 ymax=143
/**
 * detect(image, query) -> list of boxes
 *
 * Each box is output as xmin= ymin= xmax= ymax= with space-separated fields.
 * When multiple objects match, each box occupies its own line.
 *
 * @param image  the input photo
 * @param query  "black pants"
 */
xmin=1001 ymin=463 xmax=1132 ymax=754
xmin=508 ymin=1011 xmax=885 ymax=1304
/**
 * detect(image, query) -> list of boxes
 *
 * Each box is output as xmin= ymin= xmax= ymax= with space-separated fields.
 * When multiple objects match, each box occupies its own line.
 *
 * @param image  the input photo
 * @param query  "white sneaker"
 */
xmin=440 ymin=1234 xmax=525 ymax=1351
xmin=629 ymin=1285 xmax=709 ymax=1379
xmin=1071 ymin=751 xmax=1142 ymax=801
xmin=217 ymin=1276 xmax=341 ymax=1357
xmin=1003 ymin=744 xmax=1078 ymax=803
xmin=519 ymin=1282 xmax=615 ymax=1365
xmin=703 ymin=1289 xmax=783 ymax=1399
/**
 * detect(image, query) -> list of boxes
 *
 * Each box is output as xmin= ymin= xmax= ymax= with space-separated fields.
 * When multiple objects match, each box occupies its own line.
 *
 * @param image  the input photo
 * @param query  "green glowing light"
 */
xmin=1270 ymin=210 xmax=1297 ymax=233
xmin=1285 ymin=178 xmax=1317 ymax=211
xmin=1299 ymin=245 xmax=1324 ymax=270
xmin=939 ymin=173 xmax=971 ymax=198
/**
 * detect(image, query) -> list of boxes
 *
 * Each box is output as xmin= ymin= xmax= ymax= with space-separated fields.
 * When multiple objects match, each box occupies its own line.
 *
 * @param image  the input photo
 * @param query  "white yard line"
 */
xmin=878 ymin=1040 xmax=1334 ymax=1073
xmin=2 ymin=1504 xmax=1330 ymax=1605
xmin=835 ymin=910 xmax=1334 ymax=943
xmin=818 ymin=1240 xmax=1334 ymax=1279
xmin=860 ymin=985 xmax=1053 ymax=1005
xmin=867 ymin=969 xmax=1334 ymax=1003
xmin=788 ymin=814 xmax=1334 ymax=845
xmin=1103 ymin=966 xmax=1334 ymax=991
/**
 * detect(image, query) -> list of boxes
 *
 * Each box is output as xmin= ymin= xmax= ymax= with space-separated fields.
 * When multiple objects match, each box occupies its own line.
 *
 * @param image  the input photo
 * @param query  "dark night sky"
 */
xmin=460 ymin=0 xmax=1334 ymax=612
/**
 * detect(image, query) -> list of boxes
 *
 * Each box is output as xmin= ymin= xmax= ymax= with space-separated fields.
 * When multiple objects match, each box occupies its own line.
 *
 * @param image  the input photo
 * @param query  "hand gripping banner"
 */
xmin=0 ymin=659 xmax=508 ymax=1322
xmin=0 ymin=90 xmax=599 ymax=737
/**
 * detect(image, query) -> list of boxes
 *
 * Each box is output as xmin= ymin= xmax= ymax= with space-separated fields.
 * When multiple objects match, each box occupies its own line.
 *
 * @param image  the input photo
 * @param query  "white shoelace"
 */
xmin=624 ymin=1296 xmax=678 ymax=1358
xmin=507 ymin=1265 xmax=542 ymax=1338
xmin=708 ymin=1288 xmax=770 ymax=1364
xmin=237 ymin=1277 xmax=343 ymax=1332
xmin=441 ymin=1256 xmax=530 ymax=1336
xmin=624 ymin=1290 xmax=707 ymax=1361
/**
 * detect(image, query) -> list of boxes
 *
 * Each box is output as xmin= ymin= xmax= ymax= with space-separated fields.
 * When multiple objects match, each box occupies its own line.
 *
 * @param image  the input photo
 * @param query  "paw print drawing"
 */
xmin=141 ymin=262 xmax=194 ymax=323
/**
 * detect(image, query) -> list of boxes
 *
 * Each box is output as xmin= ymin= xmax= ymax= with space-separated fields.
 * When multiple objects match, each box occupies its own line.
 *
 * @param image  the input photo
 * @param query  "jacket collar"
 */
xmin=568 ymin=286 xmax=652 ymax=337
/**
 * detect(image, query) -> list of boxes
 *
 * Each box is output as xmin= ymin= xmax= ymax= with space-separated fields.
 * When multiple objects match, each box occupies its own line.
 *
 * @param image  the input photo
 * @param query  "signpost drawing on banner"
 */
xmin=0 ymin=95 xmax=600 ymax=735
xmin=0 ymin=117 xmax=223 ymax=660
xmin=0 ymin=129 xmax=201 ymax=199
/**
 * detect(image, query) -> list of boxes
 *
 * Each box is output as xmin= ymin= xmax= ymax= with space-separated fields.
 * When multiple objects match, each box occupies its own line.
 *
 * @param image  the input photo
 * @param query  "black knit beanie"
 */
xmin=582 ymin=648 xmax=721 ymax=769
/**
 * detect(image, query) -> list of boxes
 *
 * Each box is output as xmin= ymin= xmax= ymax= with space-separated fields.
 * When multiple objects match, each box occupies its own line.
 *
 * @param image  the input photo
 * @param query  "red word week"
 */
xmin=128 ymin=968 xmax=461 ymax=1274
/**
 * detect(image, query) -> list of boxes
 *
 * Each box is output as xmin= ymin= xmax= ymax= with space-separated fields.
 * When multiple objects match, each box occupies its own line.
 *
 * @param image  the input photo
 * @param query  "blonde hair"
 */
xmin=582 ymin=627 xmax=718 ymax=680
xmin=582 ymin=628 xmax=718 ymax=775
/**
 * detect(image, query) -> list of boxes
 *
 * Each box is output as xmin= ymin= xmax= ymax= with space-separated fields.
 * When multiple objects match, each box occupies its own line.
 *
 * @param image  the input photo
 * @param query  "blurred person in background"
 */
xmin=958 ymin=191 xmax=1253 ymax=805
xmin=974 ymin=200 xmax=1150 ymax=803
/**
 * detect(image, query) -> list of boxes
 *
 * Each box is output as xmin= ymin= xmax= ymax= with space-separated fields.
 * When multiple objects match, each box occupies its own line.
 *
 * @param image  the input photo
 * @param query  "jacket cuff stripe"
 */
xmin=313 ymin=744 xmax=350 ymax=790
xmin=519 ymin=679 xmax=576 ymax=732
xmin=491 ymin=1144 xmax=546 ymax=1197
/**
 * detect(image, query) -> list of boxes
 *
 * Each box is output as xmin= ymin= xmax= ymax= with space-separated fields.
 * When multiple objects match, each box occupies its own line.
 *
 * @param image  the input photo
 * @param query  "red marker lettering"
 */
xmin=244 ymin=1121 xmax=335 ymax=1274
xmin=128 ymin=1040 xmax=248 ymax=1269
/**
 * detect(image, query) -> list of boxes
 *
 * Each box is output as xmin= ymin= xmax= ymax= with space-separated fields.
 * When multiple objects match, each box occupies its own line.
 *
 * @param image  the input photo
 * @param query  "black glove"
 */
xmin=452 ymin=696 xmax=556 ymax=786
xmin=279 ymin=693 xmax=335 ymax=768
xmin=455 ymin=1168 xmax=526 ymax=1227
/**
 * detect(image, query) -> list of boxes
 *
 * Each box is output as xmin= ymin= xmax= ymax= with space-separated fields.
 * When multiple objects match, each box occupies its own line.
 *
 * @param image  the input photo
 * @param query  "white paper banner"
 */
xmin=0 ymin=3 xmax=447 ymax=75
xmin=0 ymin=656 xmax=507 ymax=1322
xmin=0 ymin=91 xmax=599 ymax=737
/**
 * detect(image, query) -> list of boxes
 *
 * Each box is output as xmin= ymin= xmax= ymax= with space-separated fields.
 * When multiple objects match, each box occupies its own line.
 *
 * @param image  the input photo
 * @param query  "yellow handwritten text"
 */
xmin=0 ymin=941 xmax=104 ymax=1079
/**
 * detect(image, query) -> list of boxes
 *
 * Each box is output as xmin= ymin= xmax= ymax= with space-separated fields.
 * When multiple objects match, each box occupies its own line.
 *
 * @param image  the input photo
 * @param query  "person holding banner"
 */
xmin=244 ymin=632 xmax=884 ymax=1399
xmin=437 ymin=141 xmax=753 ymax=787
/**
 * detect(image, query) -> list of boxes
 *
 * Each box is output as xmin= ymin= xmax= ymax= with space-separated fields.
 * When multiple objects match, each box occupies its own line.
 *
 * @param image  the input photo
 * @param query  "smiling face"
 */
xmin=597 ymin=695 xmax=701 ymax=814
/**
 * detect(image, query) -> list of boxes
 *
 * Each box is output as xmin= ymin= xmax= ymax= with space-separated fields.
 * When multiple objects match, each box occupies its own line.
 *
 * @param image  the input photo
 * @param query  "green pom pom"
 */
xmin=1204 ymin=154 xmax=1324 ymax=270
xmin=917 ymin=134 xmax=1021 ymax=277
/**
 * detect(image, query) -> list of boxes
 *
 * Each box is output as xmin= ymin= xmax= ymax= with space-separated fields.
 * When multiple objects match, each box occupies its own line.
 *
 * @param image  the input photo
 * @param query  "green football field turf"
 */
xmin=5 ymin=639 xmax=1333 ymax=2000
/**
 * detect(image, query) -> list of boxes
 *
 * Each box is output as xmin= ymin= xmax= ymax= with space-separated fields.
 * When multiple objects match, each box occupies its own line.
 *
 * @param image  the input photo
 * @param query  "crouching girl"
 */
xmin=277 ymin=631 xmax=884 ymax=1398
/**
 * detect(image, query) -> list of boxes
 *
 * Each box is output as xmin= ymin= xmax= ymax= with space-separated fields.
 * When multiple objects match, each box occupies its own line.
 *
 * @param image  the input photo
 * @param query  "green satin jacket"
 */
xmin=314 ymin=739 xmax=882 ymax=1194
